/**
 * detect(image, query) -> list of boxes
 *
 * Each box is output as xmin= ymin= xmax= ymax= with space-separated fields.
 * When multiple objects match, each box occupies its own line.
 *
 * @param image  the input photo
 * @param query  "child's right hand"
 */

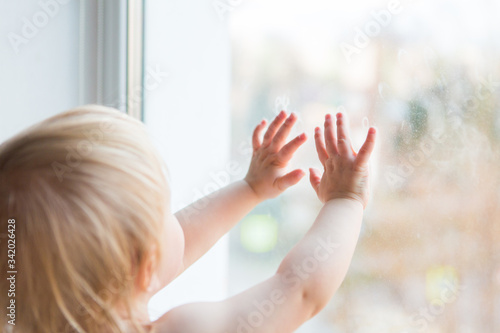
xmin=309 ymin=113 xmax=377 ymax=208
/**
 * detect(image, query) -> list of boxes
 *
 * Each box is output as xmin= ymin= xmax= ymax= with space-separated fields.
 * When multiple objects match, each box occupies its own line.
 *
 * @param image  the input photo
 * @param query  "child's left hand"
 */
xmin=244 ymin=111 xmax=307 ymax=201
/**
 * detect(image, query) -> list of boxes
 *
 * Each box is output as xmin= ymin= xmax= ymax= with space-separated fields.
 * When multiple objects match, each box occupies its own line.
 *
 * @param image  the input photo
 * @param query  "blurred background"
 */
xmin=227 ymin=0 xmax=500 ymax=332
xmin=1 ymin=0 xmax=499 ymax=332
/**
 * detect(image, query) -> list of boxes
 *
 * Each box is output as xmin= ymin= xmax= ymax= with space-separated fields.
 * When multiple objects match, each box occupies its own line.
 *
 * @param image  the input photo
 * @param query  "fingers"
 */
xmin=278 ymin=133 xmax=307 ymax=163
xmin=314 ymin=127 xmax=328 ymax=166
xmin=270 ymin=113 xmax=297 ymax=151
xmin=275 ymin=169 xmax=305 ymax=191
xmin=262 ymin=111 xmax=287 ymax=146
xmin=354 ymin=127 xmax=377 ymax=169
xmin=252 ymin=119 xmax=267 ymax=151
xmin=336 ymin=113 xmax=352 ymax=156
xmin=324 ymin=114 xmax=338 ymax=156
xmin=309 ymin=167 xmax=322 ymax=195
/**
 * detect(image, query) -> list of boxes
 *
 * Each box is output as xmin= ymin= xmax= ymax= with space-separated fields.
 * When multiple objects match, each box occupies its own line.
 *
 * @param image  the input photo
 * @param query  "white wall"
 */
xmin=144 ymin=0 xmax=232 ymax=319
xmin=1 ymin=0 xmax=231 ymax=320
xmin=0 ymin=0 xmax=80 ymax=143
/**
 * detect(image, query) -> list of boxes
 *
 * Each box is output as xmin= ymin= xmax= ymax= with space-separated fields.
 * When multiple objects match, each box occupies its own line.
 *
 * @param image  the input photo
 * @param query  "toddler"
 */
xmin=0 ymin=105 xmax=376 ymax=332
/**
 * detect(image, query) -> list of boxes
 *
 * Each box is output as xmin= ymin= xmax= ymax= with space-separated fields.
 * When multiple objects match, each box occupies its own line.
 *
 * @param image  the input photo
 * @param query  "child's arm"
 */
xmin=158 ymin=113 xmax=377 ymax=332
xmin=175 ymin=111 xmax=307 ymax=272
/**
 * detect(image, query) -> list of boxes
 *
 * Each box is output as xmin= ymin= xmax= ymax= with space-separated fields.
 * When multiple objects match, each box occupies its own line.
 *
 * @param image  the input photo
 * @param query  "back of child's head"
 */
xmin=0 ymin=105 xmax=169 ymax=332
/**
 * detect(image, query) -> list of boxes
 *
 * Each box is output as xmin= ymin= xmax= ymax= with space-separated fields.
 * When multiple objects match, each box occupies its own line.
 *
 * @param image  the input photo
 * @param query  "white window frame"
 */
xmin=79 ymin=0 xmax=144 ymax=120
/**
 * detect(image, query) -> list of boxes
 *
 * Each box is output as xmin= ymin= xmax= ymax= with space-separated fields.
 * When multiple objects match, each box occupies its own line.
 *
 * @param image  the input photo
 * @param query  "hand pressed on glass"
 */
xmin=310 ymin=113 xmax=377 ymax=208
xmin=244 ymin=110 xmax=308 ymax=201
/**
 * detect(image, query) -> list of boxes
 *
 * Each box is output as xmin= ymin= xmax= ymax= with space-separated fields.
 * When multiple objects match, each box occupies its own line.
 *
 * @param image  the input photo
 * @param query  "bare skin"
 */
xmin=136 ymin=111 xmax=377 ymax=332
xmin=176 ymin=111 xmax=308 ymax=274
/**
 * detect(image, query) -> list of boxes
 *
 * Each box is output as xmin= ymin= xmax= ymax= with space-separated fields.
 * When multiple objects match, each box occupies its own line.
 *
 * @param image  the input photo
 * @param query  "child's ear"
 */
xmin=136 ymin=246 xmax=160 ymax=294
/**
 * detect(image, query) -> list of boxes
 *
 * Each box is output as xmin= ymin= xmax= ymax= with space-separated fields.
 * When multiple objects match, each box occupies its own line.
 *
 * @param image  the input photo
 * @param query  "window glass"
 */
xmin=228 ymin=0 xmax=500 ymax=331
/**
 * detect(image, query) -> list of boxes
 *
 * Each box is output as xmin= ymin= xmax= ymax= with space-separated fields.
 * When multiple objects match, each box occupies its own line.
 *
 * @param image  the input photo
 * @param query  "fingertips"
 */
xmin=309 ymin=167 xmax=322 ymax=193
xmin=293 ymin=132 xmax=308 ymax=149
xmin=314 ymin=127 xmax=328 ymax=165
xmin=355 ymin=126 xmax=377 ymax=166
xmin=336 ymin=112 xmax=346 ymax=132
xmin=252 ymin=119 xmax=267 ymax=150
xmin=292 ymin=168 xmax=306 ymax=186
xmin=324 ymin=114 xmax=338 ymax=155
xmin=275 ymin=110 xmax=286 ymax=120
xmin=289 ymin=132 xmax=308 ymax=148
xmin=336 ymin=112 xmax=352 ymax=155
xmin=270 ymin=112 xmax=299 ymax=150
xmin=314 ymin=126 xmax=322 ymax=141
xmin=309 ymin=167 xmax=322 ymax=181
xmin=314 ymin=127 xmax=321 ymax=144
xmin=280 ymin=112 xmax=297 ymax=130
xmin=262 ymin=111 xmax=287 ymax=145
xmin=278 ymin=132 xmax=307 ymax=162
xmin=290 ymin=168 xmax=306 ymax=179
xmin=295 ymin=168 xmax=306 ymax=178
xmin=364 ymin=126 xmax=377 ymax=146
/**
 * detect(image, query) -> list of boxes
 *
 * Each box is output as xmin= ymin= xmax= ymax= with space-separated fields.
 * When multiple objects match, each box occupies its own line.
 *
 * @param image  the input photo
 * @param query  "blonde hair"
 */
xmin=0 ymin=105 xmax=169 ymax=332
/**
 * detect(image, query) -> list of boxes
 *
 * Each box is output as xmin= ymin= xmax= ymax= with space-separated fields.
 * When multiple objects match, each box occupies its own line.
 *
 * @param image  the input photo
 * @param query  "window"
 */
xmin=228 ymin=0 xmax=500 ymax=331
xmin=3 ymin=0 xmax=498 ymax=330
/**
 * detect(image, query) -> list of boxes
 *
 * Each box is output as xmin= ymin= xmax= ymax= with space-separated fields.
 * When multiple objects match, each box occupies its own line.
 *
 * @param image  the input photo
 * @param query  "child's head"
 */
xmin=0 ymin=105 xmax=184 ymax=332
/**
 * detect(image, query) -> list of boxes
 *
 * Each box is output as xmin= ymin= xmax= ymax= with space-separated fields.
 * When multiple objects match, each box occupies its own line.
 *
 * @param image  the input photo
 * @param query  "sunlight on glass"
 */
xmin=240 ymin=215 xmax=279 ymax=253
xmin=425 ymin=266 xmax=460 ymax=301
